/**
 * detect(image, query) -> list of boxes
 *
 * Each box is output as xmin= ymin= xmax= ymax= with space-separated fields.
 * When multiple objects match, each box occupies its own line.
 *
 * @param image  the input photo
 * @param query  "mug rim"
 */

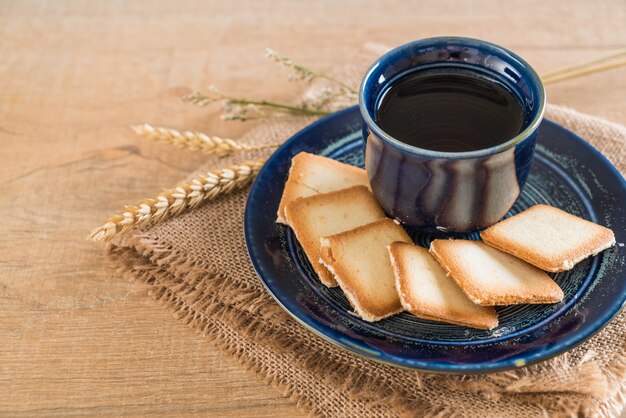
xmin=358 ymin=36 xmax=546 ymax=159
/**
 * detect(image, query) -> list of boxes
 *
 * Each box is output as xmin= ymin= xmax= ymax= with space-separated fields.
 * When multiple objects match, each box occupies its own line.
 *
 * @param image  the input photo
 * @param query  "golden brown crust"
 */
xmin=284 ymin=185 xmax=385 ymax=287
xmin=277 ymin=179 xmax=317 ymax=225
xmin=276 ymin=152 xmax=369 ymax=223
xmin=319 ymin=256 xmax=404 ymax=322
xmin=319 ymin=219 xmax=410 ymax=322
xmin=389 ymin=242 xmax=498 ymax=330
xmin=429 ymin=239 xmax=563 ymax=306
xmin=481 ymin=205 xmax=616 ymax=272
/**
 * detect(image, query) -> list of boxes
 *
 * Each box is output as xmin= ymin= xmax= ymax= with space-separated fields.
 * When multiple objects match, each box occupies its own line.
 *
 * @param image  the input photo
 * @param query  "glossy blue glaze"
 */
xmin=359 ymin=37 xmax=545 ymax=232
xmin=244 ymin=106 xmax=626 ymax=373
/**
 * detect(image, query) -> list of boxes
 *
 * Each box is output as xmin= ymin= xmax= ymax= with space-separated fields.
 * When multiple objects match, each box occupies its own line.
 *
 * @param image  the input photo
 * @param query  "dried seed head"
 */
xmin=89 ymin=158 xmax=267 ymax=242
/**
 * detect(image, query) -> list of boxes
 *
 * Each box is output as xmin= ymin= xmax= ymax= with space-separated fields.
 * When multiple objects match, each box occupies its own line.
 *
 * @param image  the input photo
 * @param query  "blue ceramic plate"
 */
xmin=244 ymin=106 xmax=626 ymax=373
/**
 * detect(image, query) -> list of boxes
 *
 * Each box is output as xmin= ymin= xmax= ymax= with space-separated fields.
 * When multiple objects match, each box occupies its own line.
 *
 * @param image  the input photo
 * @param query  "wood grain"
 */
xmin=0 ymin=0 xmax=624 ymax=416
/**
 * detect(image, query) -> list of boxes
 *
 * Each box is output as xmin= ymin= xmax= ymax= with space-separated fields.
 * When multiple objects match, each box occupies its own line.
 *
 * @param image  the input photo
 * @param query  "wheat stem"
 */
xmin=540 ymin=49 xmax=626 ymax=79
xmin=182 ymin=91 xmax=331 ymax=118
xmin=266 ymin=48 xmax=357 ymax=94
xmin=542 ymin=57 xmax=626 ymax=85
xmin=226 ymin=98 xmax=331 ymax=116
xmin=131 ymin=124 xmax=279 ymax=156
xmin=89 ymin=158 xmax=266 ymax=242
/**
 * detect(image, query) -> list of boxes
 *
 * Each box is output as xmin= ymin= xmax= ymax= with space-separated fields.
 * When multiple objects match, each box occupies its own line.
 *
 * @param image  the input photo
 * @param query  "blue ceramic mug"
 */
xmin=359 ymin=37 xmax=545 ymax=232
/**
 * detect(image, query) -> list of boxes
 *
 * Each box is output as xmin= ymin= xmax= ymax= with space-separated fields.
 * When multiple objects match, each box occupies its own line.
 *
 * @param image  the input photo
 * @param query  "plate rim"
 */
xmin=244 ymin=105 xmax=626 ymax=373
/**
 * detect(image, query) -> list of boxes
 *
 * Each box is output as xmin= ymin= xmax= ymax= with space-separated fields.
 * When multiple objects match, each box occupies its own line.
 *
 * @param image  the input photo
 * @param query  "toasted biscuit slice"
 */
xmin=481 ymin=205 xmax=615 ymax=272
xmin=276 ymin=152 xmax=370 ymax=224
xmin=388 ymin=242 xmax=498 ymax=330
xmin=284 ymin=186 xmax=386 ymax=287
xmin=319 ymin=219 xmax=412 ymax=322
xmin=430 ymin=240 xmax=564 ymax=306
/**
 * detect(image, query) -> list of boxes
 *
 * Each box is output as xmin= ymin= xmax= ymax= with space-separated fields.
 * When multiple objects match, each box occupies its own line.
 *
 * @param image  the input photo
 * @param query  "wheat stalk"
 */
xmin=540 ymin=49 xmax=626 ymax=80
xmin=180 ymin=49 xmax=363 ymax=122
xmin=131 ymin=124 xmax=278 ymax=156
xmin=183 ymin=90 xmax=330 ymax=120
xmin=265 ymin=48 xmax=358 ymax=95
xmin=542 ymin=56 xmax=626 ymax=85
xmin=89 ymin=158 xmax=266 ymax=242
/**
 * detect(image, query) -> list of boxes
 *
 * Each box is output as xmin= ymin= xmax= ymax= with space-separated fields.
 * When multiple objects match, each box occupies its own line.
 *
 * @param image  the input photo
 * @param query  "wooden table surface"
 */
xmin=1 ymin=1 xmax=625 ymax=416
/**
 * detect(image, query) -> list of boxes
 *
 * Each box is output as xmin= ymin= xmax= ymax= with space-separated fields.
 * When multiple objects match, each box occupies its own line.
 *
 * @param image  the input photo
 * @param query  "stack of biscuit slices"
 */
xmin=278 ymin=152 xmax=616 ymax=330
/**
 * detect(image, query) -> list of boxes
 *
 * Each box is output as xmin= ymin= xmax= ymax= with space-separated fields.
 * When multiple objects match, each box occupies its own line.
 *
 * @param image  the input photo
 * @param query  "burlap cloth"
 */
xmin=107 ymin=45 xmax=626 ymax=417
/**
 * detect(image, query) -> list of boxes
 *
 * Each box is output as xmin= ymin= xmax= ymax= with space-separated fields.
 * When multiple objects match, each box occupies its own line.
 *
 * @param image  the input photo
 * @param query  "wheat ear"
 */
xmin=131 ymin=124 xmax=278 ymax=156
xmin=89 ymin=158 xmax=266 ymax=242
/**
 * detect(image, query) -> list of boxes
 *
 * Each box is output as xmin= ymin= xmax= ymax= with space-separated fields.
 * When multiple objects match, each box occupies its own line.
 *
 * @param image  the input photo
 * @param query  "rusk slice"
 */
xmin=430 ymin=240 xmax=564 ymax=306
xmin=388 ymin=242 xmax=498 ymax=330
xmin=481 ymin=205 xmax=615 ymax=272
xmin=284 ymin=185 xmax=386 ymax=287
xmin=320 ymin=219 xmax=412 ymax=322
xmin=276 ymin=152 xmax=370 ymax=224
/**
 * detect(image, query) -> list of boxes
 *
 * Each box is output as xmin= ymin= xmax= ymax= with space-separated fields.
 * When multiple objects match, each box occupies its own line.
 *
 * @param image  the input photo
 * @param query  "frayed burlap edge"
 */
xmin=107 ymin=244 xmax=442 ymax=418
xmin=106 ymin=226 xmax=626 ymax=417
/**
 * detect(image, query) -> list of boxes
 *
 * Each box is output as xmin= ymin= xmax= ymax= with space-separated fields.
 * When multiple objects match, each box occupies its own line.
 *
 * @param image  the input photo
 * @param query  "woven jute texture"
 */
xmin=107 ymin=46 xmax=626 ymax=417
